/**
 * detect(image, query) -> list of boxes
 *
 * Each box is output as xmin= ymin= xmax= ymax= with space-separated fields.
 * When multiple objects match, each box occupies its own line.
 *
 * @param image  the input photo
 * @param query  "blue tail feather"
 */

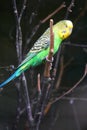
xmin=0 ymin=60 xmax=30 ymax=88
xmin=0 ymin=70 xmax=20 ymax=88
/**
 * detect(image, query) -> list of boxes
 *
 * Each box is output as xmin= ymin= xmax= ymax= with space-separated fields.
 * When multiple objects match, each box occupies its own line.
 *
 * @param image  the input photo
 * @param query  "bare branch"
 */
xmin=13 ymin=0 xmax=20 ymax=61
xmin=44 ymin=102 xmax=51 ymax=115
xmin=13 ymin=0 xmax=34 ymax=128
xmin=37 ymin=73 xmax=41 ymax=95
xmin=19 ymin=0 xmax=27 ymax=22
xmin=44 ymin=19 xmax=54 ymax=77
xmin=64 ymin=42 xmax=87 ymax=48
xmin=65 ymin=0 xmax=75 ymax=19
xmin=22 ymin=73 xmax=34 ymax=125
xmin=41 ymin=2 xmax=66 ymax=24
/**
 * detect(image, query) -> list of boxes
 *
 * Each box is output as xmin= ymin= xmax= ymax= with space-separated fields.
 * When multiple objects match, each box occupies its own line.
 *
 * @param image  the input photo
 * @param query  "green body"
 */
xmin=0 ymin=20 xmax=73 ymax=88
xmin=16 ymin=28 xmax=62 ymax=76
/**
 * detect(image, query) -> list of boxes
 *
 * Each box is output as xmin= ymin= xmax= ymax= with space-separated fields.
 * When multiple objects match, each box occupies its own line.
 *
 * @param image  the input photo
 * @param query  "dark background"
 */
xmin=0 ymin=0 xmax=87 ymax=130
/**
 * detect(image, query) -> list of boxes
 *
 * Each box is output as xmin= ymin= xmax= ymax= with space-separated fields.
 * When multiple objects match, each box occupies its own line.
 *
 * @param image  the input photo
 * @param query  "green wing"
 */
xmin=18 ymin=28 xmax=50 ymax=67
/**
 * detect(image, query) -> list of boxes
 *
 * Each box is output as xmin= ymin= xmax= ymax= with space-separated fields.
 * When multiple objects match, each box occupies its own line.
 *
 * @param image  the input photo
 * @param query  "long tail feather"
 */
xmin=0 ymin=69 xmax=20 ymax=88
xmin=0 ymin=58 xmax=32 ymax=88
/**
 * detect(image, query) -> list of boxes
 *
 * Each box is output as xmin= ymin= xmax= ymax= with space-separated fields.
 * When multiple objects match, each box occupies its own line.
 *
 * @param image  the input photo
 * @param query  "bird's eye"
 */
xmin=62 ymin=35 xmax=65 ymax=38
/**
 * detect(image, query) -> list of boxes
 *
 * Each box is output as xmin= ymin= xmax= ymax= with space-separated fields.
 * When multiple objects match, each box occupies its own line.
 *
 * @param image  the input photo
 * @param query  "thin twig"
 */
xmin=13 ymin=0 xmax=20 ymax=61
xmin=59 ymin=96 xmax=87 ymax=102
xmin=19 ymin=0 xmax=27 ymax=22
xmin=44 ymin=102 xmax=51 ymax=115
xmin=44 ymin=19 xmax=54 ymax=77
xmin=37 ymin=73 xmax=41 ymax=95
xmin=65 ymin=0 xmax=75 ymax=19
xmin=41 ymin=2 xmax=66 ymax=24
xmin=64 ymin=42 xmax=87 ymax=48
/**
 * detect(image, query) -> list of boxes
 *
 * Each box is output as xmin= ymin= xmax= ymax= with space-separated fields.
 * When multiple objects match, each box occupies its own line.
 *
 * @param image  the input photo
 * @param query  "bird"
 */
xmin=0 ymin=20 xmax=73 ymax=88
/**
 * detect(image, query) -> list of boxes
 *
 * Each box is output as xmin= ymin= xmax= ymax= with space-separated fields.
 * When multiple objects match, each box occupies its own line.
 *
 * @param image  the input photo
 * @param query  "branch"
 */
xmin=44 ymin=19 xmax=54 ymax=78
xmin=13 ymin=0 xmax=20 ymax=61
xmin=22 ymin=73 xmax=34 ymax=125
xmin=65 ymin=0 xmax=75 ymax=19
xmin=41 ymin=2 xmax=66 ymax=24
xmin=19 ymin=0 xmax=27 ymax=22
xmin=13 ymin=0 xmax=34 ymax=128
xmin=64 ymin=42 xmax=87 ymax=48
xmin=37 ymin=74 xmax=41 ymax=94
xmin=13 ymin=0 xmax=23 ymax=63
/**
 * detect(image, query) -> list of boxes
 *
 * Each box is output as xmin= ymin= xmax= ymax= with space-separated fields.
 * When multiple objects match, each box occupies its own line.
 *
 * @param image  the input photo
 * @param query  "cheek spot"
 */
xmin=62 ymin=35 xmax=65 ymax=38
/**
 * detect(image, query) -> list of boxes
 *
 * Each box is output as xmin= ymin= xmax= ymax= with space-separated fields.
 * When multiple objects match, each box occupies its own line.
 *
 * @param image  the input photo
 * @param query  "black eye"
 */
xmin=63 ymin=35 xmax=65 ymax=38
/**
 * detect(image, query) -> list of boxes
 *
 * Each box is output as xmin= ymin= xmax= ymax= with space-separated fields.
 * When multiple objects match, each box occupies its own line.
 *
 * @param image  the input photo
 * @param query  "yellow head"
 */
xmin=54 ymin=20 xmax=73 ymax=40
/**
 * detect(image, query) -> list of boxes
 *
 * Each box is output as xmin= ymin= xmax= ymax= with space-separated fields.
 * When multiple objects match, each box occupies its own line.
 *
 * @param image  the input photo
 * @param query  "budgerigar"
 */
xmin=0 ymin=20 xmax=73 ymax=88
